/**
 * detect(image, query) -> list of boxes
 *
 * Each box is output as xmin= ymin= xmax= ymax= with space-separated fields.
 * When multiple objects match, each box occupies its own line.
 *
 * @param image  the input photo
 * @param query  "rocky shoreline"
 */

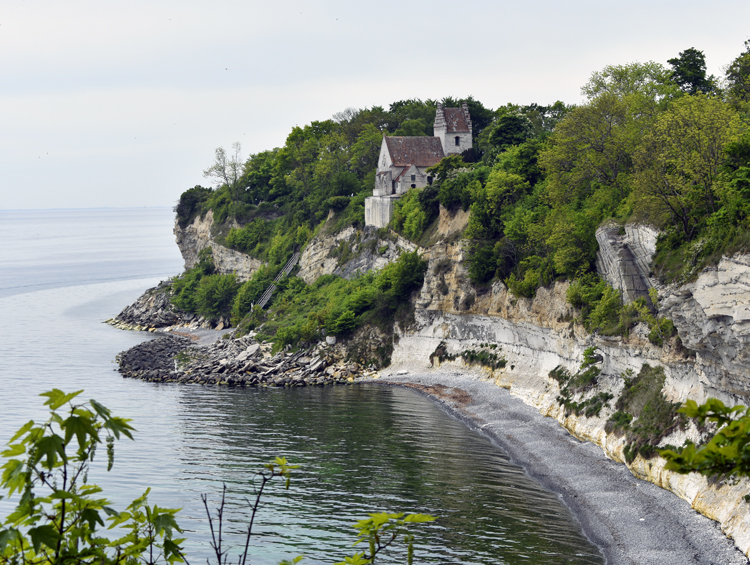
xmin=116 ymin=332 xmax=375 ymax=387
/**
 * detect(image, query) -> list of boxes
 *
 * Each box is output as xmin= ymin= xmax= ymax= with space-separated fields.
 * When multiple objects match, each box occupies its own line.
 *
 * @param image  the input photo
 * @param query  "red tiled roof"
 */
xmin=443 ymin=108 xmax=470 ymax=133
xmin=384 ymin=137 xmax=445 ymax=167
xmin=394 ymin=167 xmax=411 ymax=181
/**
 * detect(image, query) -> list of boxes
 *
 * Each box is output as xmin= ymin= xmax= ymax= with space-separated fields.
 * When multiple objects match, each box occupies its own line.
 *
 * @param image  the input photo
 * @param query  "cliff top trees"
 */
xmin=633 ymin=94 xmax=744 ymax=239
xmin=725 ymin=40 xmax=750 ymax=111
xmin=668 ymin=47 xmax=717 ymax=95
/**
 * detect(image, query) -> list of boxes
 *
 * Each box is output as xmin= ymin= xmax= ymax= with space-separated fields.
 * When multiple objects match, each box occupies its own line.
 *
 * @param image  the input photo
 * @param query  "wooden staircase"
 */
xmin=254 ymin=252 xmax=300 ymax=309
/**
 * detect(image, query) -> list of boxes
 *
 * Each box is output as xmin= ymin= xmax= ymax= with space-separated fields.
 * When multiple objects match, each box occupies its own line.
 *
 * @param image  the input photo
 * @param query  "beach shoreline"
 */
xmin=374 ymin=367 xmax=749 ymax=565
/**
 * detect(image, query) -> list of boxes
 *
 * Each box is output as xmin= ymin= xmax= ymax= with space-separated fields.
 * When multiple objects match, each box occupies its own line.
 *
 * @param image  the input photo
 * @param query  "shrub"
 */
xmin=0 ymin=390 xmax=185 ymax=565
xmin=467 ymin=244 xmax=497 ymax=284
xmin=587 ymin=286 xmax=623 ymax=334
xmin=606 ymin=365 xmax=685 ymax=461
xmin=226 ymin=219 xmax=271 ymax=256
xmin=392 ymin=190 xmax=428 ymax=241
xmin=328 ymin=309 xmax=358 ymax=336
xmin=196 ymin=274 xmax=240 ymax=320
xmin=231 ymin=267 xmax=275 ymax=323
xmin=377 ymin=251 xmax=428 ymax=299
xmin=174 ymin=185 xmax=213 ymax=228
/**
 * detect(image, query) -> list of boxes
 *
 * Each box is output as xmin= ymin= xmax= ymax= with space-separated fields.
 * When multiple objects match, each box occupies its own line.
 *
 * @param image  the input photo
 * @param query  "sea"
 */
xmin=0 ymin=207 xmax=604 ymax=564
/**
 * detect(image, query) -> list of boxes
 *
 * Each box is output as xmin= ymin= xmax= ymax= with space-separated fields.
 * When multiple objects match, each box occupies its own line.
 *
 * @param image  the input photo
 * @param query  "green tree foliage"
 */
xmin=349 ymin=124 xmax=383 ymax=177
xmin=633 ymin=94 xmax=744 ymax=240
xmin=171 ymin=249 xmax=216 ymax=313
xmin=393 ymin=119 xmax=428 ymax=136
xmin=466 ymin=170 xmax=529 ymax=240
xmin=540 ymin=91 xmax=636 ymax=205
xmin=668 ymin=47 xmax=716 ymax=94
xmin=0 ymin=390 xmax=185 ymax=565
xmin=661 ymin=399 xmax=750 ymax=478
xmin=725 ymin=40 xmax=750 ymax=111
xmin=391 ymin=190 xmax=428 ymax=241
xmin=582 ymin=61 xmax=677 ymax=102
xmin=195 ymin=274 xmax=240 ymax=320
xmin=486 ymin=114 xmax=533 ymax=151
xmin=174 ymin=186 xmax=213 ymax=229
xmin=446 ymin=57 xmax=750 ymax=295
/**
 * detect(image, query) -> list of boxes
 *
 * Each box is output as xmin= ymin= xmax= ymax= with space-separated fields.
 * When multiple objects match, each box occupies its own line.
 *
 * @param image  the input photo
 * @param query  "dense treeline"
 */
xmin=175 ymin=97 xmax=496 ymax=265
xmin=395 ymin=46 xmax=750 ymax=312
xmin=173 ymin=43 xmax=750 ymax=348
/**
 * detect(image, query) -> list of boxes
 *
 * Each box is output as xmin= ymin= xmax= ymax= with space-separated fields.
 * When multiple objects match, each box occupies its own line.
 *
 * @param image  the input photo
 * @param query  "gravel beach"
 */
xmin=376 ymin=368 xmax=749 ymax=565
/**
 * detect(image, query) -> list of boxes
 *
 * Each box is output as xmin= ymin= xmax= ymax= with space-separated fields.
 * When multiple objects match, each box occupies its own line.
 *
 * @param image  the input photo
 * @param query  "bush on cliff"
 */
xmin=239 ymin=251 xmax=427 ymax=355
xmin=195 ymin=274 xmax=240 ymax=320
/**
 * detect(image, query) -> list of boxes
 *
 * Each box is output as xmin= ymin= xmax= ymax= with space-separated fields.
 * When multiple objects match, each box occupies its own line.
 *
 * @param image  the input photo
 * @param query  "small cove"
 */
xmin=0 ymin=208 xmax=603 ymax=563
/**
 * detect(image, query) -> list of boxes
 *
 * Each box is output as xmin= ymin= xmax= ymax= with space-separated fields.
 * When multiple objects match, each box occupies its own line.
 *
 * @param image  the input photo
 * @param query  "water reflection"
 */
xmin=163 ymin=384 xmax=603 ymax=564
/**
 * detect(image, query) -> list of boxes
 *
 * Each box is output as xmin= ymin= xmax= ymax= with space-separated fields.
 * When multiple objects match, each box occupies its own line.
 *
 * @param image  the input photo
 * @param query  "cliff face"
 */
xmin=662 ymin=255 xmax=750 ymax=398
xmin=158 ymin=206 xmax=750 ymax=553
xmin=595 ymin=224 xmax=658 ymax=304
xmin=389 ymin=225 xmax=750 ymax=555
xmin=173 ymin=210 xmax=262 ymax=281
xmin=297 ymin=225 xmax=416 ymax=284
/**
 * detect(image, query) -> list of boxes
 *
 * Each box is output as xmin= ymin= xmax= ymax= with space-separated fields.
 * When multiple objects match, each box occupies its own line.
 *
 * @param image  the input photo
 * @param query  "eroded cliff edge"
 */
xmin=387 ymin=220 xmax=750 ymax=555
xmin=152 ymin=208 xmax=750 ymax=555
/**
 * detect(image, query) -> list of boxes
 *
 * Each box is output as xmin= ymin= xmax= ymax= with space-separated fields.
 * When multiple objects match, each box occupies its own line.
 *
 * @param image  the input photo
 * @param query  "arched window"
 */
xmin=454 ymin=136 xmax=460 ymax=146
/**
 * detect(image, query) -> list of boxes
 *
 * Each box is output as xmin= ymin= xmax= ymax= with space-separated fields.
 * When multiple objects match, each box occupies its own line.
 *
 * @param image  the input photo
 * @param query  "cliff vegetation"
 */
xmin=168 ymin=44 xmax=750 ymax=355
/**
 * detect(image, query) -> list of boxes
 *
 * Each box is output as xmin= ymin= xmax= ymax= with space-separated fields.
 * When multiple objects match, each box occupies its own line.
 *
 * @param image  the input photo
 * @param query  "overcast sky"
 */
xmin=2 ymin=0 xmax=749 ymax=210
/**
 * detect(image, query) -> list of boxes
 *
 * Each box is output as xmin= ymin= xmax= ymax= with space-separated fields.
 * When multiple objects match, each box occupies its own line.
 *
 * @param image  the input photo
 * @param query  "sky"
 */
xmin=2 ymin=0 xmax=749 ymax=210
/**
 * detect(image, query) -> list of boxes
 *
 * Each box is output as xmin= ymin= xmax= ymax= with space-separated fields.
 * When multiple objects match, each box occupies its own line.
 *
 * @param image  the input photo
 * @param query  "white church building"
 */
xmin=364 ymin=103 xmax=473 ymax=228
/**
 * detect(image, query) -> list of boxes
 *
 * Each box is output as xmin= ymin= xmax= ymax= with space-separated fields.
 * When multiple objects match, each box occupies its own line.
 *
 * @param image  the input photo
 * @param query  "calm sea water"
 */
xmin=0 ymin=208 xmax=603 ymax=564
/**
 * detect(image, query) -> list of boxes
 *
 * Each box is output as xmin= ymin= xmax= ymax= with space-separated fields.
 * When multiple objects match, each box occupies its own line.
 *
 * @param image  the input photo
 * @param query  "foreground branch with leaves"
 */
xmin=1 ymin=391 xmax=435 ymax=565
xmin=661 ymin=398 xmax=750 ymax=479
xmin=0 ymin=389 xmax=185 ymax=565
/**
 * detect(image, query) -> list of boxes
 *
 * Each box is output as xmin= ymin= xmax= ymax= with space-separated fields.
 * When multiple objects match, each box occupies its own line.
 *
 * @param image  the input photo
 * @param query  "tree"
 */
xmin=725 ymin=40 xmax=750 ymax=110
xmin=0 ymin=390 xmax=185 ymax=565
xmin=204 ymin=142 xmax=243 ymax=192
xmin=487 ymin=115 xmax=533 ymax=151
xmin=466 ymin=169 xmax=530 ymax=240
xmin=667 ymin=48 xmax=716 ymax=94
xmin=539 ymin=91 xmax=636 ymax=205
xmin=349 ymin=124 xmax=383 ymax=177
xmin=240 ymin=149 xmax=278 ymax=204
xmin=196 ymin=274 xmax=240 ymax=320
xmin=582 ymin=61 xmax=677 ymax=103
xmin=661 ymin=399 xmax=750 ymax=479
xmin=393 ymin=119 xmax=428 ymax=137
xmin=633 ymin=94 xmax=744 ymax=239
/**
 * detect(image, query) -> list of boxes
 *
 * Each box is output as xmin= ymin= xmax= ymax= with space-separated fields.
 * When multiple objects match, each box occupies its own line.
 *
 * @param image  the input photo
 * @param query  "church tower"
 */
xmin=434 ymin=102 xmax=473 ymax=155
